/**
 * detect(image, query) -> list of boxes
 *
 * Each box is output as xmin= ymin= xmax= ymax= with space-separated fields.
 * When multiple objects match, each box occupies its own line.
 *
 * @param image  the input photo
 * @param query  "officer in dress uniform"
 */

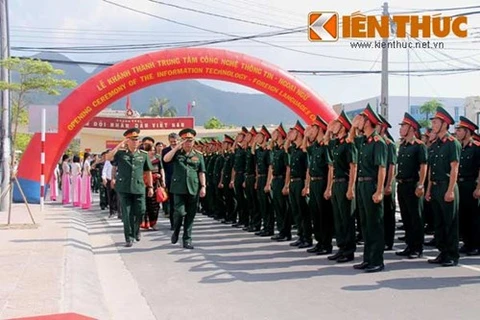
xmin=268 ymin=123 xmax=292 ymax=241
xmin=206 ymin=140 xmax=219 ymax=218
xmin=378 ymin=115 xmax=398 ymax=251
xmin=302 ymin=116 xmax=334 ymax=255
xmin=219 ymin=135 xmax=236 ymax=224
xmin=163 ymin=128 xmax=206 ymax=250
xmin=106 ymin=128 xmax=154 ymax=247
xmin=213 ymin=140 xmax=226 ymax=221
xmin=395 ymin=113 xmax=428 ymax=259
xmin=425 ymin=107 xmax=461 ymax=266
xmin=285 ymin=121 xmax=312 ymax=248
xmin=245 ymin=127 xmax=260 ymax=232
xmin=230 ymin=127 xmax=249 ymax=228
xmin=349 ymin=104 xmax=387 ymax=272
xmin=455 ymin=116 xmax=480 ymax=256
xmin=326 ymin=111 xmax=358 ymax=261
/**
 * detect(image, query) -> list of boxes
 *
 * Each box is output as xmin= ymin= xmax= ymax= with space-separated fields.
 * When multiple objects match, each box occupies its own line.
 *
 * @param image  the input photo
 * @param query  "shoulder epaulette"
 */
xmin=414 ymin=138 xmax=424 ymax=145
xmin=448 ymin=135 xmax=455 ymax=142
xmin=385 ymin=138 xmax=391 ymax=144
xmin=473 ymin=140 xmax=480 ymax=147
xmin=373 ymin=135 xmax=381 ymax=142
xmin=140 ymin=149 xmax=148 ymax=154
xmin=345 ymin=137 xmax=352 ymax=143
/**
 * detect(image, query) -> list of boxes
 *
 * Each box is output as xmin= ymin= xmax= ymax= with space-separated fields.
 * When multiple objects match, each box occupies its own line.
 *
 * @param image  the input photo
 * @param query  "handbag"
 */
xmin=156 ymin=186 xmax=169 ymax=203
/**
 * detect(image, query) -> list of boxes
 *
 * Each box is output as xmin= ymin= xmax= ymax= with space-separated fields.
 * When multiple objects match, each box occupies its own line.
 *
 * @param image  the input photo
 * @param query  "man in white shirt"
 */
xmin=102 ymin=154 xmax=119 ymax=218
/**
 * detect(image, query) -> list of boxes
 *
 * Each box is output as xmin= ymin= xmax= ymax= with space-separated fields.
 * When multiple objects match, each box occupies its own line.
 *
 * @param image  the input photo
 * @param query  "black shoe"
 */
xmin=327 ymin=251 xmax=343 ymax=261
xmin=276 ymin=235 xmax=292 ymax=242
xmin=316 ymin=248 xmax=333 ymax=255
xmin=254 ymin=230 xmax=264 ymax=236
xmin=384 ymin=245 xmax=393 ymax=251
xmin=298 ymin=241 xmax=313 ymax=249
xmin=337 ymin=254 xmax=354 ymax=263
xmin=424 ymin=238 xmax=436 ymax=246
xmin=408 ymin=251 xmax=423 ymax=259
xmin=183 ymin=243 xmax=194 ymax=250
xmin=459 ymin=245 xmax=469 ymax=254
xmin=260 ymin=231 xmax=274 ymax=237
xmin=441 ymin=260 xmax=458 ymax=267
xmin=353 ymin=261 xmax=369 ymax=270
xmin=171 ymin=232 xmax=179 ymax=244
xmin=398 ymin=236 xmax=406 ymax=241
xmin=249 ymin=227 xmax=261 ymax=232
xmin=395 ymin=248 xmax=411 ymax=256
xmin=243 ymin=226 xmax=250 ymax=231
xmin=307 ymin=244 xmax=322 ymax=253
xmin=365 ymin=264 xmax=385 ymax=273
xmin=397 ymin=225 xmax=405 ymax=230
xmin=271 ymin=234 xmax=283 ymax=240
xmin=289 ymin=239 xmax=303 ymax=247
xmin=233 ymin=223 xmax=244 ymax=228
xmin=427 ymin=254 xmax=444 ymax=264
xmin=466 ymin=249 xmax=480 ymax=256
xmin=125 ymin=241 xmax=133 ymax=247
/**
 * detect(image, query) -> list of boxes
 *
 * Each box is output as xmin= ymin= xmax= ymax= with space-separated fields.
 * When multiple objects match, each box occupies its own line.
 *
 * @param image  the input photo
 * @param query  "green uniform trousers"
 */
xmin=458 ymin=180 xmax=480 ymax=250
xmin=331 ymin=181 xmax=356 ymax=255
xmin=272 ymin=177 xmax=291 ymax=237
xmin=358 ymin=181 xmax=385 ymax=266
xmin=309 ymin=179 xmax=333 ymax=250
xmin=118 ymin=192 xmax=145 ymax=242
xmin=207 ymin=179 xmax=217 ymax=215
xmin=234 ymin=174 xmax=247 ymax=225
xmin=383 ymin=193 xmax=396 ymax=249
xmin=224 ymin=187 xmax=237 ymax=222
xmin=173 ymin=193 xmax=199 ymax=244
xmin=289 ymin=179 xmax=311 ymax=241
xmin=430 ymin=182 xmax=459 ymax=262
xmin=215 ymin=186 xmax=226 ymax=220
xmin=245 ymin=175 xmax=260 ymax=229
xmin=257 ymin=175 xmax=273 ymax=232
xmin=397 ymin=182 xmax=424 ymax=252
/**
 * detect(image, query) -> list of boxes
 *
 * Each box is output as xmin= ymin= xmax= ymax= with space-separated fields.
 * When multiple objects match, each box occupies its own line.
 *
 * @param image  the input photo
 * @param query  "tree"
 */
xmin=147 ymin=97 xmax=170 ymax=116
xmin=418 ymin=99 xmax=443 ymax=128
xmin=162 ymin=106 xmax=177 ymax=117
xmin=0 ymin=57 xmax=76 ymax=158
xmin=204 ymin=117 xmax=226 ymax=129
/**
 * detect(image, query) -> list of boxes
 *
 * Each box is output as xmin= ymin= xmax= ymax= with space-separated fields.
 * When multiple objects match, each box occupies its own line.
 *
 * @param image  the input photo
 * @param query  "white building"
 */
xmin=334 ymin=96 xmax=467 ymax=140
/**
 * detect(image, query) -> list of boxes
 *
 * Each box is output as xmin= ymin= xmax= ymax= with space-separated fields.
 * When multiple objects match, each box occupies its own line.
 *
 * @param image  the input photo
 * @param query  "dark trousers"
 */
xmin=272 ymin=177 xmax=290 ymax=237
xmin=245 ymin=175 xmax=260 ymax=229
xmin=430 ymin=182 xmax=459 ymax=262
xmin=397 ymin=182 xmax=424 ymax=252
xmin=173 ymin=193 xmax=199 ymax=244
xmin=257 ymin=175 xmax=273 ymax=232
xmin=458 ymin=180 xmax=480 ymax=250
xmin=106 ymin=180 xmax=118 ymax=215
xmin=215 ymin=184 xmax=226 ymax=220
xmin=309 ymin=179 xmax=333 ymax=250
xmin=383 ymin=192 xmax=396 ymax=248
xmin=224 ymin=186 xmax=237 ymax=222
xmin=331 ymin=181 xmax=356 ymax=255
xmin=234 ymin=174 xmax=247 ymax=225
xmin=289 ymin=179 xmax=311 ymax=242
xmin=358 ymin=181 xmax=385 ymax=266
xmin=118 ymin=192 xmax=145 ymax=242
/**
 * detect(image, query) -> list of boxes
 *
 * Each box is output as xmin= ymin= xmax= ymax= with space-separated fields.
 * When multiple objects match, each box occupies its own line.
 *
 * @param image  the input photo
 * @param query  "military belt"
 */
xmin=431 ymin=180 xmax=448 ymax=185
xmin=245 ymin=174 xmax=255 ymax=178
xmin=333 ymin=178 xmax=347 ymax=183
xmin=396 ymin=178 xmax=416 ymax=184
xmin=310 ymin=176 xmax=324 ymax=181
xmin=458 ymin=177 xmax=476 ymax=182
xmin=357 ymin=177 xmax=374 ymax=182
xmin=257 ymin=174 xmax=267 ymax=177
xmin=273 ymin=175 xmax=284 ymax=179
xmin=290 ymin=177 xmax=302 ymax=182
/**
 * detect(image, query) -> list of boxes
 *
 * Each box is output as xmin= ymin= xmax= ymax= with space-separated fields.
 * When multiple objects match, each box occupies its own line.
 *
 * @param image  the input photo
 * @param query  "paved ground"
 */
xmin=1 ymin=198 xmax=480 ymax=320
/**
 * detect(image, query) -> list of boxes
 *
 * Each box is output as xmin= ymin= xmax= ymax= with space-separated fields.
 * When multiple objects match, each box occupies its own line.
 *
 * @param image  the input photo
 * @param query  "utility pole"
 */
xmin=380 ymin=2 xmax=389 ymax=119
xmin=0 ymin=0 xmax=11 ymax=212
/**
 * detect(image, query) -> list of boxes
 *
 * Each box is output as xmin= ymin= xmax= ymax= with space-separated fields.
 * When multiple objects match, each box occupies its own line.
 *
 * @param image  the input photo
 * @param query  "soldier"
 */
xmin=106 ymin=128 xmax=154 ymax=247
xmin=425 ymin=107 xmax=461 ymax=266
xmin=163 ymin=128 xmax=206 ymax=250
xmin=285 ymin=121 xmax=312 ymax=248
xmin=213 ymin=140 xmax=226 ymax=221
xmin=326 ymin=111 xmax=358 ymax=261
xmin=206 ymin=141 xmax=219 ymax=218
xmin=378 ymin=115 xmax=397 ymax=251
xmin=349 ymin=104 xmax=387 ymax=272
xmin=455 ymin=117 xmax=480 ymax=256
xmin=423 ymin=127 xmax=437 ymax=244
xmin=219 ymin=135 xmax=236 ymax=224
xmin=162 ymin=133 xmax=179 ymax=230
xmin=230 ymin=127 xmax=249 ymax=228
xmin=253 ymin=125 xmax=274 ymax=236
xmin=245 ymin=127 xmax=260 ymax=232
xmin=267 ymin=123 xmax=292 ymax=241
xmin=302 ymin=116 xmax=334 ymax=255
xmin=395 ymin=113 xmax=428 ymax=259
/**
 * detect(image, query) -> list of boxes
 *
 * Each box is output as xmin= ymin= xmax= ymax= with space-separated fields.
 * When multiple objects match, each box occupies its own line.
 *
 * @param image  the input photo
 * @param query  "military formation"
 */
xmin=195 ymin=104 xmax=480 ymax=273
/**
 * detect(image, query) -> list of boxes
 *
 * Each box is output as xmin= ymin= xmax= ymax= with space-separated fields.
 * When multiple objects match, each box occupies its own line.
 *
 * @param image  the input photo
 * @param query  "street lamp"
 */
xmin=188 ymin=100 xmax=196 ymax=117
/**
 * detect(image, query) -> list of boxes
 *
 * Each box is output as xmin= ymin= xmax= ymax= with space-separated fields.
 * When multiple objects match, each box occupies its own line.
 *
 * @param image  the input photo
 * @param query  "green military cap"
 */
xmin=179 ymin=128 xmax=196 ymax=139
xmin=455 ymin=116 xmax=478 ymax=132
xmin=430 ymin=106 xmax=455 ymax=125
xmin=311 ymin=115 xmax=328 ymax=131
xmin=337 ymin=110 xmax=352 ymax=130
xmin=291 ymin=120 xmax=305 ymax=135
xmin=239 ymin=126 xmax=249 ymax=135
xmin=250 ymin=126 xmax=258 ymax=136
xmin=360 ymin=103 xmax=382 ymax=126
xmin=123 ymin=127 xmax=140 ymax=139
xmin=378 ymin=114 xmax=392 ymax=129
xmin=259 ymin=125 xmax=271 ymax=139
xmin=399 ymin=112 xmax=421 ymax=131
xmin=277 ymin=123 xmax=287 ymax=138
xmin=142 ymin=136 xmax=155 ymax=144
xmin=223 ymin=134 xmax=234 ymax=144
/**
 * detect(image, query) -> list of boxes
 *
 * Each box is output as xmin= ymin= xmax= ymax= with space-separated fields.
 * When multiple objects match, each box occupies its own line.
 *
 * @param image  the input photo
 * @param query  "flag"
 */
xmin=126 ymin=95 xmax=131 ymax=110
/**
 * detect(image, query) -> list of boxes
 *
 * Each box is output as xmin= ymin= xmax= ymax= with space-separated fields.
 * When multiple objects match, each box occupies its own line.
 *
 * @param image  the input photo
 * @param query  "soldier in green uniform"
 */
xmin=106 ymin=128 xmax=154 ymax=247
xmin=285 ymin=121 xmax=312 ymax=248
xmin=213 ymin=141 xmax=226 ymax=221
xmin=206 ymin=141 xmax=219 ymax=218
xmin=325 ymin=111 xmax=358 ymax=261
xmin=230 ymin=127 xmax=249 ymax=228
xmin=378 ymin=115 xmax=397 ymax=251
xmin=302 ymin=116 xmax=334 ymax=255
xmin=219 ymin=135 xmax=236 ymax=224
xmin=244 ymin=127 xmax=260 ymax=232
xmin=423 ymin=127 xmax=437 ymax=245
xmin=267 ymin=123 xmax=292 ymax=241
xmin=395 ymin=113 xmax=428 ymax=259
xmin=253 ymin=125 xmax=273 ymax=236
xmin=455 ymin=117 xmax=480 ymax=256
xmin=425 ymin=107 xmax=461 ymax=266
xmin=349 ymin=104 xmax=387 ymax=272
xmin=163 ymin=128 xmax=206 ymax=250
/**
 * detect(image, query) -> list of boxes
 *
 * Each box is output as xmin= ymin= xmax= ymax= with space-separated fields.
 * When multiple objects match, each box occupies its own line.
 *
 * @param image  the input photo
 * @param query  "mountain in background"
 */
xmin=22 ymin=52 xmax=300 ymax=127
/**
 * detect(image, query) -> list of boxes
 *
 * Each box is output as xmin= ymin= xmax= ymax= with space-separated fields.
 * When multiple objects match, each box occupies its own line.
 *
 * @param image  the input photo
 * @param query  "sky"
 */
xmin=8 ymin=0 xmax=480 ymax=107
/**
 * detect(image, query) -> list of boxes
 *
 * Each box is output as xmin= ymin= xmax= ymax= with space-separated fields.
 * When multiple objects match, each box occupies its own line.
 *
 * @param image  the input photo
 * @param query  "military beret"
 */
xmin=123 ymin=127 xmax=140 ymax=139
xmin=179 ymin=128 xmax=196 ymax=139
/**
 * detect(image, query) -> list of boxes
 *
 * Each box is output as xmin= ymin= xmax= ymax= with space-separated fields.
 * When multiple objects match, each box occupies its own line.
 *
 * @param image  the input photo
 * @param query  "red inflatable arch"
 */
xmin=15 ymin=48 xmax=336 ymax=203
